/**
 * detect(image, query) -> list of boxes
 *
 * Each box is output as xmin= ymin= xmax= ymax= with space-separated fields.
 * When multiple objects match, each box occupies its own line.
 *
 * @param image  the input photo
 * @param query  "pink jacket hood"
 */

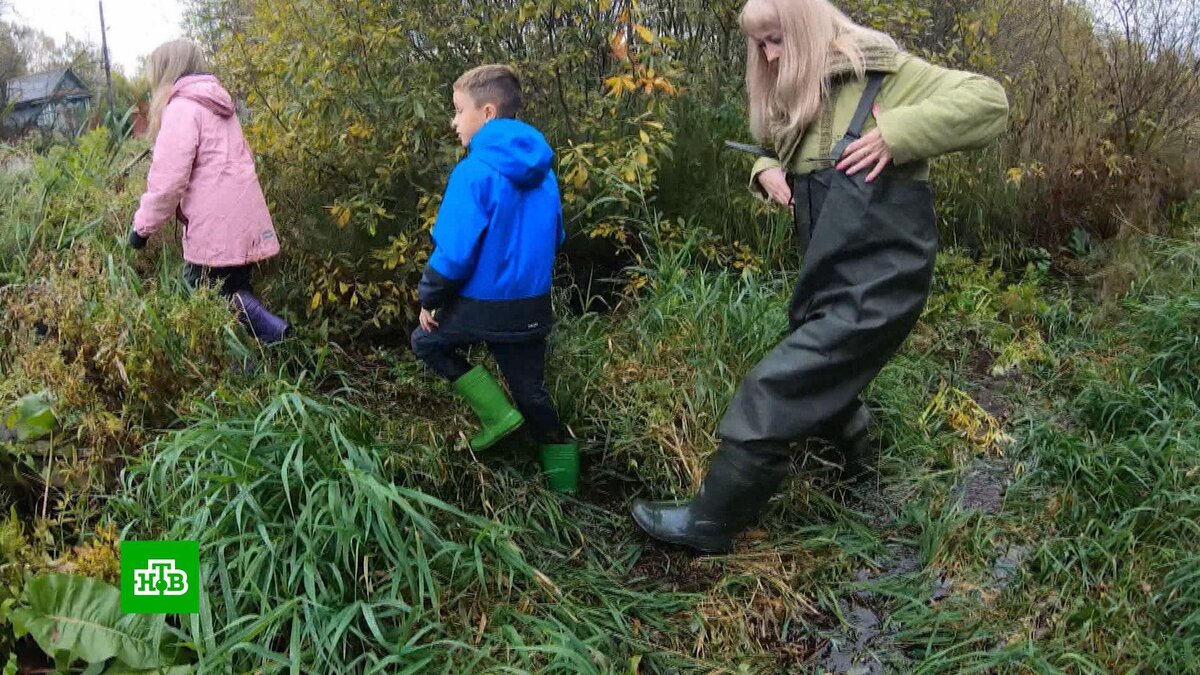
xmin=171 ymin=74 xmax=236 ymax=118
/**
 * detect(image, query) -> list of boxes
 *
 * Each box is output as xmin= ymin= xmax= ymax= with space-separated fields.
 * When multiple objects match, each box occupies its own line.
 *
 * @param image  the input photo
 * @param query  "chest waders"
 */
xmin=632 ymin=74 xmax=939 ymax=553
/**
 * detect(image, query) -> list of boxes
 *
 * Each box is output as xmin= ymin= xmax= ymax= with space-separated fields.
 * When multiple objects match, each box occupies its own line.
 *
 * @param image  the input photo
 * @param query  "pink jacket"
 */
xmin=133 ymin=74 xmax=279 ymax=267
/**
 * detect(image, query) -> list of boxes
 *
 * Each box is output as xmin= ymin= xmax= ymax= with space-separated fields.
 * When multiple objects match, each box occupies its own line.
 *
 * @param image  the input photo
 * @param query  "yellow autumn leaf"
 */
xmin=310 ymin=292 xmax=322 ymax=310
xmin=610 ymin=32 xmax=628 ymax=60
xmin=634 ymin=24 xmax=654 ymax=43
xmin=604 ymin=75 xmax=625 ymax=96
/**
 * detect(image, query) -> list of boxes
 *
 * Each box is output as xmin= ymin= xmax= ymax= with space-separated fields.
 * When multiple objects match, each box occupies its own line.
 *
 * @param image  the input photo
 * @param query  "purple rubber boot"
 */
xmin=232 ymin=290 xmax=290 ymax=344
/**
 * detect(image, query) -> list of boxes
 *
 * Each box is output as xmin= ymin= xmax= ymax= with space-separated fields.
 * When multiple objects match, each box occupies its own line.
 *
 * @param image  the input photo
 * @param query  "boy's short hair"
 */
xmin=455 ymin=64 xmax=524 ymax=118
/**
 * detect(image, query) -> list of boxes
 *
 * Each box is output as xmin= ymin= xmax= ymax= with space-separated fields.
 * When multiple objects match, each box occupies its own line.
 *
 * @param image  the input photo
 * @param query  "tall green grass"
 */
xmin=896 ymin=233 xmax=1200 ymax=671
xmin=113 ymin=387 xmax=714 ymax=673
xmin=553 ymin=242 xmax=789 ymax=493
xmin=0 ymin=130 xmax=142 ymax=281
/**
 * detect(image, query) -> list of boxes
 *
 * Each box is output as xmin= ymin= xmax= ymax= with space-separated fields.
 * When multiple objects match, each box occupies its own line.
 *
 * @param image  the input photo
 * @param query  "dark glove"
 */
xmin=128 ymin=227 xmax=148 ymax=250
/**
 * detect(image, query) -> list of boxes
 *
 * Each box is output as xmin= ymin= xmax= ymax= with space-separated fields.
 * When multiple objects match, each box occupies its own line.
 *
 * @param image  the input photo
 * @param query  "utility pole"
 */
xmin=98 ymin=0 xmax=115 ymax=116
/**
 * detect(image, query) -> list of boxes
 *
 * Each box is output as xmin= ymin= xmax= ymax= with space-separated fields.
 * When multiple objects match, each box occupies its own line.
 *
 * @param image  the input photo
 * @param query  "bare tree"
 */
xmin=1094 ymin=0 xmax=1200 ymax=151
xmin=1 ymin=0 xmax=23 ymax=109
xmin=182 ymin=0 xmax=252 ymax=58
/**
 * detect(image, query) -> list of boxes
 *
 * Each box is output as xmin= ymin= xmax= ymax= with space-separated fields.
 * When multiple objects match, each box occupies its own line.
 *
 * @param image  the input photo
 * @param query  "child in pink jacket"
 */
xmin=128 ymin=39 xmax=289 ymax=344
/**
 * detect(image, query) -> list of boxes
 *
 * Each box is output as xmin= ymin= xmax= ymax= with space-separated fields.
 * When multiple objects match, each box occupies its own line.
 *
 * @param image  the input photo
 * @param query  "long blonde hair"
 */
xmin=145 ymin=39 xmax=209 ymax=139
xmin=741 ymin=0 xmax=895 ymax=144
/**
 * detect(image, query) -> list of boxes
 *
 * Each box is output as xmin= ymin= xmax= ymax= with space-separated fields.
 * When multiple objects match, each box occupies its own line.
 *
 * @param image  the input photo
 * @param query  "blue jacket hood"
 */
xmin=468 ymin=119 xmax=554 ymax=189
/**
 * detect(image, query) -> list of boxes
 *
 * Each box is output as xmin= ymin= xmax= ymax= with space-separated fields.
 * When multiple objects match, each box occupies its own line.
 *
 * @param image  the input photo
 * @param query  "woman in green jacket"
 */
xmin=631 ymin=0 xmax=1009 ymax=553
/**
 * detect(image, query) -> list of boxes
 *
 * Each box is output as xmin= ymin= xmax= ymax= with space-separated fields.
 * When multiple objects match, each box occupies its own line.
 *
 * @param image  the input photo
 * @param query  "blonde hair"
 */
xmin=741 ymin=0 xmax=895 ymax=144
xmin=455 ymin=64 xmax=523 ymax=118
xmin=146 ymin=39 xmax=209 ymax=139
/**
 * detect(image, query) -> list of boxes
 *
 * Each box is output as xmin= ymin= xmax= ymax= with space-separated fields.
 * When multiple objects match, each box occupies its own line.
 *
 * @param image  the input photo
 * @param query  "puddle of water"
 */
xmin=849 ymin=604 xmax=882 ymax=642
xmin=989 ymin=544 xmax=1032 ymax=590
xmin=822 ymin=648 xmax=885 ymax=675
xmin=958 ymin=461 xmax=1007 ymax=514
xmin=930 ymin=575 xmax=954 ymax=603
xmin=882 ymin=543 xmax=923 ymax=576
xmin=816 ymin=600 xmax=888 ymax=674
xmin=812 ymin=594 xmax=915 ymax=675
xmin=824 ymin=543 xmax=924 ymax=673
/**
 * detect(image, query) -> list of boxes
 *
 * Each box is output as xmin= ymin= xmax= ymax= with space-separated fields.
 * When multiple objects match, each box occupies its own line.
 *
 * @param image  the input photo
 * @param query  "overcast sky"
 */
xmin=6 ymin=0 xmax=185 ymax=75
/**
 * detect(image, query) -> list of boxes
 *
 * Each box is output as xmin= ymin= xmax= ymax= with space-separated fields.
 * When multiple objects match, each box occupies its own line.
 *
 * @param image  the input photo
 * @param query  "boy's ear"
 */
xmin=482 ymin=102 xmax=499 ymax=121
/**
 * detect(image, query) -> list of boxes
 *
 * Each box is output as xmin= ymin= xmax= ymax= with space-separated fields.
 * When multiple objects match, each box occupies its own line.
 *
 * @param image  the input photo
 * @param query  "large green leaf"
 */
xmin=3 ymin=391 xmax=56 ymax=442
xmin=9 ymin=574 xmax=178 ymax=670
xmin=101 ymin=666 xmax=195 ymax=675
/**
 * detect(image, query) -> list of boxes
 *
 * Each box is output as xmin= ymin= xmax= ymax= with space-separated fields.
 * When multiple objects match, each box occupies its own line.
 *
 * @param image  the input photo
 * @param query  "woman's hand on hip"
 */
xmin=757 ymin=167 xmax=793 ymax=208
xmin=837 ymin=104 xmax=892 ymax=183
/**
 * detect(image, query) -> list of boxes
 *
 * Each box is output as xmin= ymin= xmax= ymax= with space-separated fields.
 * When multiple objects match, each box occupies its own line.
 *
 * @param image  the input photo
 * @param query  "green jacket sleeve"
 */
xmin=876 ymin=56 xmax=1009 ymax=166
xmin=748 ymin=155 xmax=783 ymax=198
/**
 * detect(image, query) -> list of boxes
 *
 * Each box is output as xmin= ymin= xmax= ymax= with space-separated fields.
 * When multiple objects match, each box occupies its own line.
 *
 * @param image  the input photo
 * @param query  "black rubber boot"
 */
xmin=630 ymin=442 xmax=789 ymax=554
xmin=823 ymin=403 xmax=877 ymax=483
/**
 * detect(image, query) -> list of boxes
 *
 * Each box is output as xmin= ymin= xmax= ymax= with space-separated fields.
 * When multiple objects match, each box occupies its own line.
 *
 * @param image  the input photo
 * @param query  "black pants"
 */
xmin=411 ymin=317 xmax=565 ymax=444
xmin=184 ymin=263 xmax=253 ymax=297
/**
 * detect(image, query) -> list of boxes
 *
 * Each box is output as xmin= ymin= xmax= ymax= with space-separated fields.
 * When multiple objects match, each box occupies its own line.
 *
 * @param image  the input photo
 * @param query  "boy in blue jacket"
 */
xmin=411 ymin=64 xmax=578 ymax=493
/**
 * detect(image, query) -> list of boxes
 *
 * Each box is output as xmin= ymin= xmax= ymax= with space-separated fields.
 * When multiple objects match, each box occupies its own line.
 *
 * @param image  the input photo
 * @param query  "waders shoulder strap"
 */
xmin=831 ymin=72 xmax=886 ymax=158
xmin=847 ymin=72 xmax=886 ymax=140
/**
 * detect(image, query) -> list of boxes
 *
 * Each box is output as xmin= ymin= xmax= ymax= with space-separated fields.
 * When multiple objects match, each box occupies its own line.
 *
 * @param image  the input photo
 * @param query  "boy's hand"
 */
xmin=419 ymin=307 xmax=439 ymax=331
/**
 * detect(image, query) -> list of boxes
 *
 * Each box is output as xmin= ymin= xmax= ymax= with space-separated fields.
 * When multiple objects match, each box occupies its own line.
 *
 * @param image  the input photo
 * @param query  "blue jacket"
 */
xmin=418 ymin=119 xmax=564 ymax=340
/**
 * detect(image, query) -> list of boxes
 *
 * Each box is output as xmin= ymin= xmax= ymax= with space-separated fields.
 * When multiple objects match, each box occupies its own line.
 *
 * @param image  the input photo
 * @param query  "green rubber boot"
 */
xmin=452 ymin=365 xmax=524 ymax=451
xmin=540 ymin=441 xmax=580 ymax=494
